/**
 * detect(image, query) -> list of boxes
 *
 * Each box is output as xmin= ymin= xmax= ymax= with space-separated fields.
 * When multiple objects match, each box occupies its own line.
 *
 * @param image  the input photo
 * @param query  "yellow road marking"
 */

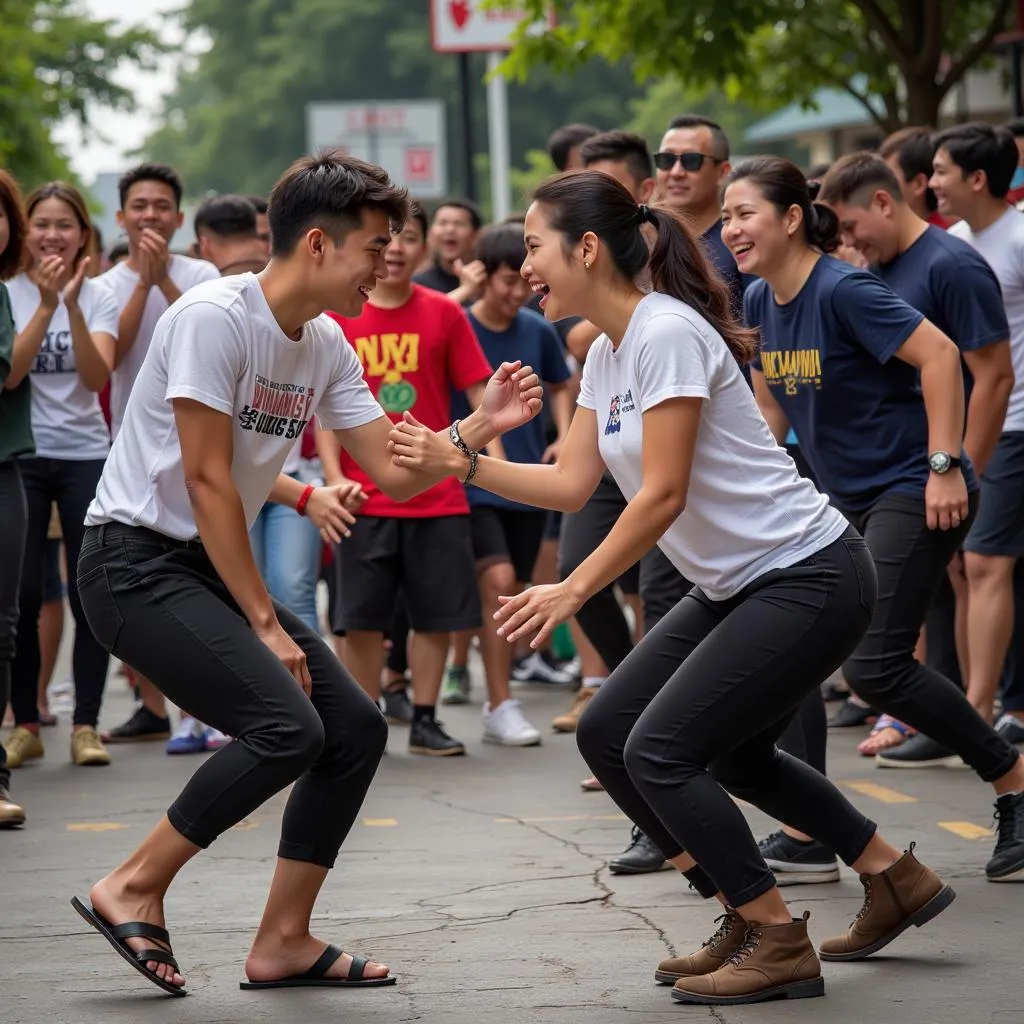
xmin=494 ymin=814 xmax=628 ymax=824
xmin=363 ymin=817 xmax=398 ymax=826
xmin=840 ymin=781 xmax=918 ymax=804
xmin=66 ymin=822 xmax=129 ymax=832
xmin=939 ymin=821 xmax=993 ymax=840
xmin=231 ymin=819 xmax=259 ymax=831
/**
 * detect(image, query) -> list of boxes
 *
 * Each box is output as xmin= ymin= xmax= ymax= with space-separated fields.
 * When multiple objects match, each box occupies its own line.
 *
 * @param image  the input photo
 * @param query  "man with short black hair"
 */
xmin=546 ymin=122 xmax=600 ymax=172
xmin=414 ymin=198 xmax=486 ymax=304
xmin=878 ymin=126 xmax=951 ymax=227
xmin=194 ymin=194 xmax=267 ymax=276
xmin=245 ymin=194 xmax=272 ymax=254
xmin=930 ymin=123 xmax=1024 ymax=741
xmin=72 ymin=150 xmax=538 ymax=995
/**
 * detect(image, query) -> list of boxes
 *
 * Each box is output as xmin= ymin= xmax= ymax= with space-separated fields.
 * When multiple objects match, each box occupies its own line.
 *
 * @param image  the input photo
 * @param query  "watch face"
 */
xmin=930 ymin=452 xmax=951 ymax=473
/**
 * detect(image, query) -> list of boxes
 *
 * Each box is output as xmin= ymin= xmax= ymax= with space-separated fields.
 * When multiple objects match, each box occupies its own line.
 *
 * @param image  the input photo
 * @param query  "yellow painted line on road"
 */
xmin=840 ymin=781 xmax=918 ymax=804
xmin=939 ymin=821 xmax=993 ymax=840
xmin=66 ymin=822 xmax=129 ymax=832
xmin=363 ymin=817 xmax=398 ymax=827
xmin=494 ymin=814 xmax=628 ymax=824
xmin=231 ymin=819 xmax=259 ymax=831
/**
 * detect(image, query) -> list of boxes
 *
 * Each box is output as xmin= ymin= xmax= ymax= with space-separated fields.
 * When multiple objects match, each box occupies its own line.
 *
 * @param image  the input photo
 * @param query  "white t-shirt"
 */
xmin=950 ymin=208 xmax=1024 ymax=433
xmin=102 ymin=254 xmax=220 ymax=436
xmin=7 ymin=273 xmax=118 ymax=460
xmin=86 ymin=274 xmax=385 ymax=540
xmin=579 ymin=292 xmax=849 ymax=601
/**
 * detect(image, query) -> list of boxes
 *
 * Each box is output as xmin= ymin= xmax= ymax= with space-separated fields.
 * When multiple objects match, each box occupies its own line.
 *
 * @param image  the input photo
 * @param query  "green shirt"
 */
xmin=0 ymin=282 xmax=33 ymax=462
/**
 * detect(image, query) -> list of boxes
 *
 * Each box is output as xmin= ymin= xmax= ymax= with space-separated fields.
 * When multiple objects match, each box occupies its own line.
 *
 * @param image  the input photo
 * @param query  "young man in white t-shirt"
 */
xmin=71 ymin=150 xmax=540 ymax=997
xmin=932 ymin=124 xmax=1024 ymax=732
xmin=98 ymin=163 xmax=221 ymax=749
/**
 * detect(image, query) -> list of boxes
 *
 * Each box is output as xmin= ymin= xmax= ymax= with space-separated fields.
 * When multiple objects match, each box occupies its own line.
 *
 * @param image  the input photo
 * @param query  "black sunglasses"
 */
xmin=653 ymin=151 xmax=721 ymax=173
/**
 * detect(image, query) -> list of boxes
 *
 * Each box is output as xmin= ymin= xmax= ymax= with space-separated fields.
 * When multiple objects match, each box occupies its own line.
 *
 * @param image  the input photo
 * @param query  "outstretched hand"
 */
xmin=493 ymin=583 xmax=584 ymax=650
xmin=480 ymin=360 xmax=544 ymax=436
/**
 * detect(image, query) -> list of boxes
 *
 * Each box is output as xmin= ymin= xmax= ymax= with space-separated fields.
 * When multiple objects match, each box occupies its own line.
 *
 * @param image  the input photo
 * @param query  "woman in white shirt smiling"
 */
xmin=387 ymin=170 xmax=956 ymax=1007
xmin=3 ymin=182 xmax=117 ymax=770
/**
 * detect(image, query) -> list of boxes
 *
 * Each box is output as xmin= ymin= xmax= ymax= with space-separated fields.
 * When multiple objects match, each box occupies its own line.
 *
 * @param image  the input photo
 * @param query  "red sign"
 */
xmin=405 ymin=148 xmax=435 ymax=182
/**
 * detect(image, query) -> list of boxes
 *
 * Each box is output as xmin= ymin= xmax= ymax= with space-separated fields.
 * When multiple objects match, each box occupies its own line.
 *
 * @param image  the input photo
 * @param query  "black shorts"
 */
xmin=331 ymin=515 xmax=481 ymax=635
xmin=963 ymin=431 xmax=1024 ymax=558
xmin=470 ymin=505 xmax=548 ymax=583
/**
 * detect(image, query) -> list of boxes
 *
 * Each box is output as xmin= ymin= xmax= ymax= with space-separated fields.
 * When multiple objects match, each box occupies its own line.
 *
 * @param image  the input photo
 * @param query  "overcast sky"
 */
xmin=54 ymin=0 xmax=188 ymax=182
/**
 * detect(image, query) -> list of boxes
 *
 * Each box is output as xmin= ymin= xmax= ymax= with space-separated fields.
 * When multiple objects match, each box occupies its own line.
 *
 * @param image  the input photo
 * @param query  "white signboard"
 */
xmin=430 ymin=0 xmax=539 ymax=52
xmin=306 ymin=101 xmax=447 ymax=200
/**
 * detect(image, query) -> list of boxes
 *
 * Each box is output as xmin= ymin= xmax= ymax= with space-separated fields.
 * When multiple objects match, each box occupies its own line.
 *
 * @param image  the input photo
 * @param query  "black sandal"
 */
xmin=71 ymin=895 xmax=186 ymax=997
xmin=239 ymin=943 xmax=397 ymax=989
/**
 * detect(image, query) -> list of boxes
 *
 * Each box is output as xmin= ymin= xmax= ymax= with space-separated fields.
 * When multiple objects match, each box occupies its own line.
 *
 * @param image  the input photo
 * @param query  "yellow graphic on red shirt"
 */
xmin=760 ymin=348 xmax=822 ymax=396
xmin=353 ymin=332 xmax=421 ymax=412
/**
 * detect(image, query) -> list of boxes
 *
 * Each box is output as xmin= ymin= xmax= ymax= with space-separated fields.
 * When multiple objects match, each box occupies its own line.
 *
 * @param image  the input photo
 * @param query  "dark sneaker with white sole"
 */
xmin=827 ymin=699 xmax=876 ymax=729
xmin=608 ymin=826 xmax=670 ymax=874
xmin=408 ymin=717 xmax=465 ymax=756
xmin=758 ymin=830 xmax=840 ymax=885
xmin=987 ymin=792 xmax=1024 ymax=882
xmin=101 ymin=705 xmax=172 ymax=743
xmin=875 ymin=733 xmax=963 ymax=769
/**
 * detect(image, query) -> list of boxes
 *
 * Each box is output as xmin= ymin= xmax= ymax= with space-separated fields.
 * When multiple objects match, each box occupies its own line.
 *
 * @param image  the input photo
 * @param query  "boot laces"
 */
xmin=854 ymin=876 xmax=874 ymax=922
xmin=726 ymin=926 xmax=762 ymax=966
xmin=703 ymin=911 xmax=738 ymax=949
xmin=993 ymin=796 xmax=1023 ymax=849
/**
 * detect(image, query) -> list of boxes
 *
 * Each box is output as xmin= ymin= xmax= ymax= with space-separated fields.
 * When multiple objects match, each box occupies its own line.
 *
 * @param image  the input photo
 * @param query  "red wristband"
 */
xmin=295 ymin=484 xmax=315 ymax=517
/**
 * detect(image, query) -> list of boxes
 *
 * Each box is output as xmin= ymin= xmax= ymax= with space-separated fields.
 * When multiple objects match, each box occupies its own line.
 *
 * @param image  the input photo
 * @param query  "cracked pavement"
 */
xmin=2 ymin=669 xmax=1022 ymax=1023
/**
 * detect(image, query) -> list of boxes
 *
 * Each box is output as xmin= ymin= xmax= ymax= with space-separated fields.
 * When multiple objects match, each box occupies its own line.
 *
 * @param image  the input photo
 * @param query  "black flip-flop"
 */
xmin=70 ymin=895 xmax=187 ymax=997
xmin=239 ymin=943 xmax=397 ymax=990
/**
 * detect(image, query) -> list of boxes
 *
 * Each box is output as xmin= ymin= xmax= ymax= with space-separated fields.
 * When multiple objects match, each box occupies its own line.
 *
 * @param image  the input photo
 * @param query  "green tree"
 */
xmin=142 ymin=0 xmax=645 ymax=199
xmin=502 ymin=0 xmax=1016 ymax=133
xmin=0 ymin=0 xmax=162 ymax=188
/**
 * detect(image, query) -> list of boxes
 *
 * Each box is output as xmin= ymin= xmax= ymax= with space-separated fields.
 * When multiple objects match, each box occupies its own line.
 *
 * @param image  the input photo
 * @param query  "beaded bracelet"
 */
xmin=463 ymin=450 xmax=479 ymax=484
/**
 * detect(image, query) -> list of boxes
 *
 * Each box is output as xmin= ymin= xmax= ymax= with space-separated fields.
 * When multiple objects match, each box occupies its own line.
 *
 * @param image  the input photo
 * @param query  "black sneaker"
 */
xmin=758 ymin=829 xmax=840 ymax=885
xmin=381 ymin=686 xmax=413 ymax=725
xmin=876 ymin=733 xmax=963 ymax=769
xmin=821 ymin=680 xmax=849 ymax=703
xmin=995 ymin=714 xmax=1024 ymax=745
xmin=827 ymin=699 xmax=876 ymax=729
xmin=101 ymin=705 xmax=172 ymax=743
xmin=409 ymin=718 xmax=465 ymax=757
xmin=608 ymin=826 xmax=670 ymax=874
xmin=987 ymin=792 xmax=1024 ymax=881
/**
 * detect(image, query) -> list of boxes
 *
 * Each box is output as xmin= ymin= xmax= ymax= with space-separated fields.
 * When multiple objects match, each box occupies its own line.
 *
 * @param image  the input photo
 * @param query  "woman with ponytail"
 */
xmin=725 ymin=156 xmax=1024 ymax=883
xmin=387 ymin=169 xmax=955 ymax=1006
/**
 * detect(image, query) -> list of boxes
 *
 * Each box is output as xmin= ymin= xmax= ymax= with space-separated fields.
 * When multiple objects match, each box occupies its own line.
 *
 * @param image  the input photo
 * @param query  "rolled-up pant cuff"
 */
xmin=683 ymin=865 xmax=719 ymax=899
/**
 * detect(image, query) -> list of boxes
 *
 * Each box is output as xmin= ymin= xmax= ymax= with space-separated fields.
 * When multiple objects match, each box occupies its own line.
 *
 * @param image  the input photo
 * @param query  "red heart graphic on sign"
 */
xmin=450 ymin=0 xmax=470 ymax=29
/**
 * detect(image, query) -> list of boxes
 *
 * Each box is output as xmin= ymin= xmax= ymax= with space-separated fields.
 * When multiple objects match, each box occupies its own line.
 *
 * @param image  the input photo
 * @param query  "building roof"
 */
xmin=745 ymin=83 xmax=886 ymax=143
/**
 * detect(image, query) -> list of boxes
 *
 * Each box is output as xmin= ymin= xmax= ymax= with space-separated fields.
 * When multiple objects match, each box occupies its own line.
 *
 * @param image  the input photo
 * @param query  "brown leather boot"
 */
xmin=819 ymin=844 xmax=955 ymax=962
xmin=655 ymin=908 xmax=746 ymax=984
xmin=0 ymin=784 xmax=25 ymax=828
xmin=671 ymin=912 xmax=823 ymax=1005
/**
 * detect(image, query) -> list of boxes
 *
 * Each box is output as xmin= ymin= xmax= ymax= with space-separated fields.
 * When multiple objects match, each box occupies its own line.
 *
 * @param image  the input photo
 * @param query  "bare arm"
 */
xmin=114 ymin=282 xmax=151 ymax=366
xmin=316 ymin=427 xmax=345 ymax=486
xmin=751 ymin=369 xmax=790 ymax=443
xmin=67 ymin=305 xmax=114 ymax=392
xmin=962 ymin=341 xmax=1014 ymax=476
xmin=466 ymin=380 xmax=505 ymax=460
xmin=565 ymin=319 xmax=603 ymax=364
xmin=173 ymin=398 xmax=277 ymax=633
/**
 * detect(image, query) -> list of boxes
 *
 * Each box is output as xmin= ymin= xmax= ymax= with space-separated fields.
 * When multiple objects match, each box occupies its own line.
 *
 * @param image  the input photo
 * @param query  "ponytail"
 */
xmin=807 ymin=201 xmax=840 ymax=254
xmin=646 ymin=207 xmax=759 ymax=365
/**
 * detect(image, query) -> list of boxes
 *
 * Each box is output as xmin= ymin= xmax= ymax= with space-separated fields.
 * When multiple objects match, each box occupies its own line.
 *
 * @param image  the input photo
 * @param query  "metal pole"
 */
xmin=457 ymin=52 xmax=476 ymax=201
xmin=486 ymin=50 xmax=511 ymax=221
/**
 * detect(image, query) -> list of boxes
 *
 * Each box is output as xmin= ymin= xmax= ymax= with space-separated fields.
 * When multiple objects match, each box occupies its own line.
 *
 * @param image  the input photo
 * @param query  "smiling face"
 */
xmin=381 ymin=217 xmax=427 ymax=288
xmin=118 ymin=179 xmax=183 ymax=246
xmin=313 ymin=207 xmax=391 ymax=316
xmin=655 ymin=126 xmax=728 ymax=215
xmin=521 ymin=203 xmax=590 ymax=322
xmin=721 ymin=179 xmax=803 ymax=278
xmin=929 ymin=147 xmax=977 ymax=219
xmin=481 ymin=262 xmax=533 ymax=324
xmin=828 ymin=191 xmax=900 ymax=265
xmin=429 ymin=204 xmax=477 ymax=267
xmin=26 ymin=196 xmax=87 ymax=271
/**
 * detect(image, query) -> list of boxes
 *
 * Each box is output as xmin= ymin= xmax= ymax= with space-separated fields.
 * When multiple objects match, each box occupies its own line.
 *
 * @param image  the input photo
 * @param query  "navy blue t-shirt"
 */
xmin=454 ymin=307 xmax=571 ymax=510
xmin=875 ymin=225 xmax=1008 ymax=393
xmin=747 ymin=255 xmax=977 ymax=512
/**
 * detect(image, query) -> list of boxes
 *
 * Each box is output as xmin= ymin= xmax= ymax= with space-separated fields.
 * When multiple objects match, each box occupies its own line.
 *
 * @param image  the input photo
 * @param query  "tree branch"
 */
xmin=940 ymin=0 xmax=1014 ymax=94
xmin=854 ymin=0 xmax=913 ymax=65
xmin=827 ymin=72 xmax=898 ymax=134
xmin=910 ymin=0 xmax=946 ymax=78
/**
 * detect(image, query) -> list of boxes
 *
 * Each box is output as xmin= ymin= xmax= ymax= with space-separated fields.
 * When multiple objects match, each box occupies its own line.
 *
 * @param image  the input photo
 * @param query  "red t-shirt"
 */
xmin=328 ymin=284 xmax=492 ymax=517
xmin=927 ymin=211 xmax=954 ymax=230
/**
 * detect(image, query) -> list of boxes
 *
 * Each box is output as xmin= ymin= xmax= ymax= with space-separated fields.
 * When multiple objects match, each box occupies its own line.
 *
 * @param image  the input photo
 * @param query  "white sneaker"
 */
xmin=482 ymin=699 xmax=542 ymax=746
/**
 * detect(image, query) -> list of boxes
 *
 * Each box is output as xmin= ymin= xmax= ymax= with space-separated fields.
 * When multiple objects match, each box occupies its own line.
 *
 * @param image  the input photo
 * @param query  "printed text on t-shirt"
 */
xmin=760 ymin=349 xmax=822 ymax=395
xmin=34 ymin=331 xmax=75 ymax=373
xmin=238 ymin=373 xmax=315 ymax=438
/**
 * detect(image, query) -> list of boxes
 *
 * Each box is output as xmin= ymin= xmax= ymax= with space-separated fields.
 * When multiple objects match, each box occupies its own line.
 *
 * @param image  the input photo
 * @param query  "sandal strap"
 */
xmin=347 ymin=954 xmax=367 ymax=981
xmin=110 ymin=921 xmax=171 ymax=946
xmin=133 ymin=947 xmax=179 ymax=970
xmin=303 ymin=943 xmax=344 ymax=980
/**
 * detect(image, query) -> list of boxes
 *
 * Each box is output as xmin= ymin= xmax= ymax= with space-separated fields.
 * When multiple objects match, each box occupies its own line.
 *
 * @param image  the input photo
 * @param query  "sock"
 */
xmin=582 ymin=676 xmax=606 ymax=689
xmin=412 ymin=704 xmax=435 ymax=725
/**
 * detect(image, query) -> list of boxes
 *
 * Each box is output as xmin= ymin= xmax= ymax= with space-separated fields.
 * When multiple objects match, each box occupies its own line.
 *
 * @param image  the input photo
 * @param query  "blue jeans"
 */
xmin=250 ymin=496 xmax=322 ymax=633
